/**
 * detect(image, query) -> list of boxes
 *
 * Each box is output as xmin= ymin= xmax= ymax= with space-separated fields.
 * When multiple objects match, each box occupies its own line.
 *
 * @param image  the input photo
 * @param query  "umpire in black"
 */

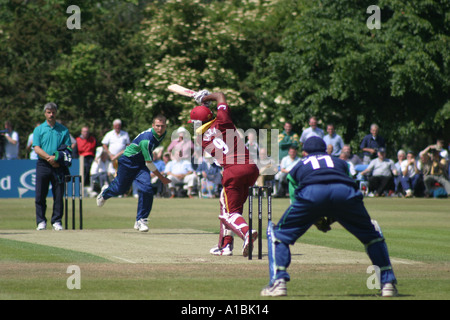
xmin=32 ymin=103 xmax=72 ymax=230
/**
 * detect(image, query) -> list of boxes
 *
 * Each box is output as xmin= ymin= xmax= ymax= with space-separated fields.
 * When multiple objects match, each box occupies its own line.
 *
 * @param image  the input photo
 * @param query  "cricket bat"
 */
xmin=167 ymin=84 xmax=197 ymax=97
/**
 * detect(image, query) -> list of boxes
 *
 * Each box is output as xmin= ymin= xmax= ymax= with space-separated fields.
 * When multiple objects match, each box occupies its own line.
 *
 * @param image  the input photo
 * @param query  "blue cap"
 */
xmin=303 ymin=136 xmax=326 ymax=153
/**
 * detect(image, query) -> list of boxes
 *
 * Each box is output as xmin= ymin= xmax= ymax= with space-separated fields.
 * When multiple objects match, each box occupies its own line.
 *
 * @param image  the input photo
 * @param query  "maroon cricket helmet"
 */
xmin=188 ymin=105 xmax=213 ymax=123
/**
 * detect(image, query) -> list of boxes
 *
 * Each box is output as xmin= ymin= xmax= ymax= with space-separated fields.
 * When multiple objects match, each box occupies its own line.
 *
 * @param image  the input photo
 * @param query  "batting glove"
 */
xmin=193 ymin=89 xmax=211 ymax=106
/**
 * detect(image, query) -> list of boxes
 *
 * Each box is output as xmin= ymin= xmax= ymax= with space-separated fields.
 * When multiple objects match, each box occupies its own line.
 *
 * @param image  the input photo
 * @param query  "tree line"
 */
xmin=0 ymin=0 xmax=448 ymax=159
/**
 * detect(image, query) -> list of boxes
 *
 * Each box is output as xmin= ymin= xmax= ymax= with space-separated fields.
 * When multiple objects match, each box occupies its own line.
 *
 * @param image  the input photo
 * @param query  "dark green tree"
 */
xmin=0 ymin=0 xmax=152 ymax=157
xmin=255 ymin=0 xmax=449 ymax=154
xmin=128 ymin=0 xmax=294 ymax=132
xmin=0 ymin=0 xmax=73 ymax=157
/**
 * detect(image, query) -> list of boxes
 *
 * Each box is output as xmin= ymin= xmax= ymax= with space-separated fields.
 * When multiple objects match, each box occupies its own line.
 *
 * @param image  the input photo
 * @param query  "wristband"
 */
xmin=146 ymin=161 xmax=157 ymax=172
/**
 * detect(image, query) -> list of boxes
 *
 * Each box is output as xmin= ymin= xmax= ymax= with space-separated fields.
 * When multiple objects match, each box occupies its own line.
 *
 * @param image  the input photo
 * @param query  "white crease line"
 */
xmin=111 ymin=256 xmax=137 ymax=264
xmin=391 ymin=259 xmax=413 ymax=265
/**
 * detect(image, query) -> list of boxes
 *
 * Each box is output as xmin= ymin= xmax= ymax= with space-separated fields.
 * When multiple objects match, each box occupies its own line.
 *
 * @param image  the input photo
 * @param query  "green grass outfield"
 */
xmin=0 ymin=196 xmax=449 ymax=301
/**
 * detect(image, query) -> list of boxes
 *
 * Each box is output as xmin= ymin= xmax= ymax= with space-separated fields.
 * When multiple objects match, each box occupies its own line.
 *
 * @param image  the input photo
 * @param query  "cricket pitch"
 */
xmin=0 ymin=228 xmax=419 ymax=266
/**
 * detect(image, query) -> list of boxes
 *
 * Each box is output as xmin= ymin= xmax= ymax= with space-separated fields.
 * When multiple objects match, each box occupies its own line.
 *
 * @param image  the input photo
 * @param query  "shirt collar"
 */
xmin=151 ymin=128 xmax=166 ymax=141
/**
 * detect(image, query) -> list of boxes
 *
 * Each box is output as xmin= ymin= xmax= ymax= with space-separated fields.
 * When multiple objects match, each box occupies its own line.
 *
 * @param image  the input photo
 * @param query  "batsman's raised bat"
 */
xmin=167 ymin=84 xmax=197 ymax=97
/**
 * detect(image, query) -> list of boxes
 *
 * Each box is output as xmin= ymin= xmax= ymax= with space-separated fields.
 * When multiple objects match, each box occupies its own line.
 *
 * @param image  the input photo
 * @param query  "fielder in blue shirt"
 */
xmin=96 ymin=115 xmax=171 ymax=232
xmin=262 ymin=136 xmax=398 ymax=297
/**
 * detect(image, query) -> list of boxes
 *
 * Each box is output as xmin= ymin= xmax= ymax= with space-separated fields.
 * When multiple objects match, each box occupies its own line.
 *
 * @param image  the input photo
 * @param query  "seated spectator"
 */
xmin=361 ymin=148 xmax=397 ymax=196
xmin=245 ymin=130 xmax=259 ymax=164
xmin=417 ymin=151 xmax=428 ymax=176
xmin=419 ymin=145 xmax=450 ymax=197
xmin=165 ymin=153 xmax=198 ymax=198
xmin=256 ymin=147 xmax=278 ymax=189
xmin=150 ymin=147 xmax=168 ymax=198
xmin=435 ymin=139 xmax=448 ymax=161
xmin=326 ymin=144 xmax=333 ymax=155
xmin=168 ymin=127 xmax=194 ymax=161
xmin=274 ymin=146 xmax=300 ymax=197
xmin=400 ymin=151 xmax=422 ymax=197
xmin=89 ymin=147 xmax=115 ymax=197
xmin=191 ymin=145 xmax=203 ymax=172
xmin=196 ymin=155 xmax=222 ymax=198
xmin=342 ymin=144 xmax=363 ymax=167
xmin=394 ymin=150 xmax=406 ymax=195
xmin=339 ymin=150 xmax=356 ymax=178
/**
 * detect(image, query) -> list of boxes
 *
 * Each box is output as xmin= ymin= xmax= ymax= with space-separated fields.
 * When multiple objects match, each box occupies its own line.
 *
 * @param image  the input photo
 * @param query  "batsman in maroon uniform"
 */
xmin=189 ymin=91 xmax=259 ymax=257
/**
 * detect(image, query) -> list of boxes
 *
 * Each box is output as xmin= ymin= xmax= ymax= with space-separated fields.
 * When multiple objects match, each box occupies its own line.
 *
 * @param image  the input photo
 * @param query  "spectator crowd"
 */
xmin=274 ymin=118 xmax=450 ymax=199
xmin=2 ymin=115 xmax=450 ymax=199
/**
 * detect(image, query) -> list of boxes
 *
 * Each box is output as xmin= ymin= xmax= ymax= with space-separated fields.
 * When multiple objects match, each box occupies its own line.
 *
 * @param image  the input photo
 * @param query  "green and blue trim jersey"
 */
xmin=123 ymin=128 xmax=166 ymax=164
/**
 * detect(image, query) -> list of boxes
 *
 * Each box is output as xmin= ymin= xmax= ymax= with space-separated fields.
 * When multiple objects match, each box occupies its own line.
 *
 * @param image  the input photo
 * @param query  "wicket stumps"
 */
xmin=248 ymin=186 xmax=272 ymax=260
xmin=64 ymin=175 xmax=83 ymax=230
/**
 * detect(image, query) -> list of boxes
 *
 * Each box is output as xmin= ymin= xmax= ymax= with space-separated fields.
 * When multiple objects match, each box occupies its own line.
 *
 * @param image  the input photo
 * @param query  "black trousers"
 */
xmin=368 ymin=175 xmax=394 ymax=195
xmin=35 ymin=159 xmax=65 ymax=225
xmin=83 ymin=155 xmax=94 ymax=186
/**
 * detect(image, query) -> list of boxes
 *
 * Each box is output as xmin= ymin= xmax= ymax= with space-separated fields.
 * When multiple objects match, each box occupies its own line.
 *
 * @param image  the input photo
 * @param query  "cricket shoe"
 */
xmin=381 ymin=282 xmax=398 ymax=297
xmin=36 ymin=222 xmax=47 ymax=230
xmin=134 ymin=218 xmax=149 ymax=232
xmin=242 ymin=229 xmax=258 ymax=257
xmin=260 ymin=279 xmax=287 ymax=297
xmin=210 ymin=244 xmax=233 ymax=256
xmin=52 ymin=222 xmax=63 ymax=231
xmin=96 ymin=185 xmax=108 ymax=207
